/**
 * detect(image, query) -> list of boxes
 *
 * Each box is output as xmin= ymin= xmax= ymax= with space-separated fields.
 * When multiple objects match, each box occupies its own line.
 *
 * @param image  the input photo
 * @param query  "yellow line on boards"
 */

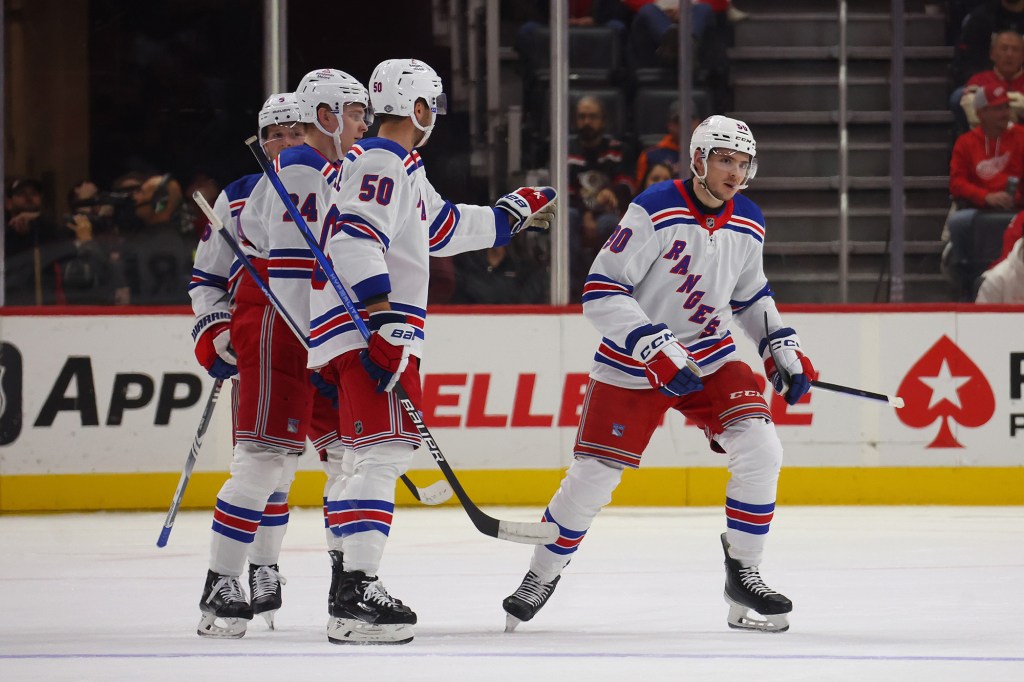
xmin=1 ymin=467 xmax=1022 ymax=512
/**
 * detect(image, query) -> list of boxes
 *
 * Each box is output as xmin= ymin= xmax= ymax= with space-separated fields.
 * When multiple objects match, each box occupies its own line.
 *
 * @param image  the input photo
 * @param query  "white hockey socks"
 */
xmin=716 ymin=418 xmax=784 ymax=566
xmin=530 ymin=456 xmax=624 ymax=581
xmin=321 ymin=443 xmax=352 ymax=551
xmin=328 ymin=442 xmax=413 ymax=577
xmin=210 ymin=443 xmax=294 ymax=576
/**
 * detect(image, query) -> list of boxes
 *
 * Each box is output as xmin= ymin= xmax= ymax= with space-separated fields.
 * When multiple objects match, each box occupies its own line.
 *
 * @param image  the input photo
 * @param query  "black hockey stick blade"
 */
xmin=763 ymin=312 xmax=904 ymax=409
xmin=399 ymin=396 xmax=558 ymax=545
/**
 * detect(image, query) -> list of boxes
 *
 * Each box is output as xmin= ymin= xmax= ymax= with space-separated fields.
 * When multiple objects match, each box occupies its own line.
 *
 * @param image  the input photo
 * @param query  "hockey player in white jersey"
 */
xmin=192 ymin=93 xmax=311 ymax=636
xmin=307 ymin=58 xmax=556 ymax=645
xmin=502 ymin=115 xmax=817 ymax=634
xmin=195 ymin=72 xmax=370 ymax=639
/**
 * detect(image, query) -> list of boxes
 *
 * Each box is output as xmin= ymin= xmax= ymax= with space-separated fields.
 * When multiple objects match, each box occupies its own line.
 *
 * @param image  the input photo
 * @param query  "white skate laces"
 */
xmin=207 ymin=575 xmax=247 ymax=606
xmin=251 ymin=565 xmax=286 ymax=601
xmin=737 ymin=566 xmax=779 ymax=598
xmin=513 ymin=571 xmax=551 ymax=607
xmin=363 ymin=578 xmax=400 ymax=609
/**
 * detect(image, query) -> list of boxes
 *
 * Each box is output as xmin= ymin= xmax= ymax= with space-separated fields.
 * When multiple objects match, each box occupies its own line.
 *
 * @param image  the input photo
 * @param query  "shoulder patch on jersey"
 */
xmin=223 ymin=173 xmax=262 ymax=202
xmin=633 ymin=180 xmax=688 ymax=218
xmin=275 ymin=144 xmax=336 ymax=173
xmin=348 ymin=137 xmax=411 ymax=163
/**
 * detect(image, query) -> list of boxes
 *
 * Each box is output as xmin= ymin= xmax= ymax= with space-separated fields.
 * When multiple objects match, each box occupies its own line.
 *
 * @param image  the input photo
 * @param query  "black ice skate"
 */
xmin=248 ymin=563 xmax=286 ymax=629
xmin=502 ymin=570 xmax=561 ymax=632
xmin=720 ymin=533 xmax=792 ymax=633
xmin=328 ymin=550 xmax=344 ymax=614
xmin=197 ymin=570 xmax=253 ymax=638
xmin=327 ymin=570 xmax=416 ymax=645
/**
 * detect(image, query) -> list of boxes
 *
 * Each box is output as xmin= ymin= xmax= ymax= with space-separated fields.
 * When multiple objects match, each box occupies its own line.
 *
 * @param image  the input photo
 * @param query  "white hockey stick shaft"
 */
xmin=157 ymin=378 xmax=223 ymax=547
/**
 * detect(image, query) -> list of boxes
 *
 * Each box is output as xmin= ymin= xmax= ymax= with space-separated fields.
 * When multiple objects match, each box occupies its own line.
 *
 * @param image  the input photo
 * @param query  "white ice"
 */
xmin=1 ymin=505 xmax=1022 ymax=681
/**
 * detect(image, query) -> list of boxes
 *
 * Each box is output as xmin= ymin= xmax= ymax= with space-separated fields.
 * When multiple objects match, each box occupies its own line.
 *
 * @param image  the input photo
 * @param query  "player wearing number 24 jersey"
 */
xmin=503 ymin=115 xmax=817 ymax=635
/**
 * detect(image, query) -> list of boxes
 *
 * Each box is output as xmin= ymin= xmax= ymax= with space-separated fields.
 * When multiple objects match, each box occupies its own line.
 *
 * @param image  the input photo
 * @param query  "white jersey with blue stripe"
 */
xmin=244 ymin=143 xmax=342 ymax=335
xmin=307 ymin=137 xmax=509 ymax=368
xmin=188 ymin=174 xmax=260 ymax=329
xmin=583 ymin=178 xmax=775 ymax=389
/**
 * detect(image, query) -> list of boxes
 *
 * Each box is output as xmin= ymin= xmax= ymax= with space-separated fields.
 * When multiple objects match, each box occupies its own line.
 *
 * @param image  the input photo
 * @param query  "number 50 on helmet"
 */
xmin=369 ymin=58 xmax=448 ymax=146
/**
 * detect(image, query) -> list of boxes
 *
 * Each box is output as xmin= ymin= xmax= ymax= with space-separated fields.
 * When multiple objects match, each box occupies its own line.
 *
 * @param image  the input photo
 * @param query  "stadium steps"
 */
xmin=727 ymin=4 xmax=954 ymax=302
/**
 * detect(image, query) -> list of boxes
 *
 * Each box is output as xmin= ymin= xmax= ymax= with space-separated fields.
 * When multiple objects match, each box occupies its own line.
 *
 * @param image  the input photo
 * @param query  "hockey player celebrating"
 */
xmin=306 ymin=58 xmax=556 ymax=645
xmin=502 ymin=115 xmax=816 ymax=634
xmin=194 ymin=71 xmax=370 ymax=639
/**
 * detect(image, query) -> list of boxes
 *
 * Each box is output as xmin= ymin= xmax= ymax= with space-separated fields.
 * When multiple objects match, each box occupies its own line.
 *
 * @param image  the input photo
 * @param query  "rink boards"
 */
xmin=1 ymin=305 xmax=1022 ymax=511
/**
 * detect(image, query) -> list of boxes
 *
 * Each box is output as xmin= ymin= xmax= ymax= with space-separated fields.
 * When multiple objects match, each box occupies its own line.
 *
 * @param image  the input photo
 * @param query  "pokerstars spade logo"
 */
xmin=896 ymin=335 xmax=995 ymax=448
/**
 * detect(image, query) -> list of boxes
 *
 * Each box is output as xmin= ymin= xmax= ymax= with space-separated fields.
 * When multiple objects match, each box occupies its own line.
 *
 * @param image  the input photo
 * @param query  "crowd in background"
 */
xmin=7 ymin=1 xmax=1024 ymax=307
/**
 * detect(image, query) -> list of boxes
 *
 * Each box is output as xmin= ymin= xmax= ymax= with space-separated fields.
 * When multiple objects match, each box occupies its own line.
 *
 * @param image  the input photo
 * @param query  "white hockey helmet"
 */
xmin=294 ymin=68 xmax=371 ymax=158
xmin=369 ymin=58 xmax=447 ymax=146
xmin=258 ymin=92 xmax=302 ymax=135
xmin=689 ymin=115 xmax=758 ymax=188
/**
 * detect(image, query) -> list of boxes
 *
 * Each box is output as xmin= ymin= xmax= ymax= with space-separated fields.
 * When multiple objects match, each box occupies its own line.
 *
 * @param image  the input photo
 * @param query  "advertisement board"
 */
xmin=1 ymin=306 xmax=1021 ymax=510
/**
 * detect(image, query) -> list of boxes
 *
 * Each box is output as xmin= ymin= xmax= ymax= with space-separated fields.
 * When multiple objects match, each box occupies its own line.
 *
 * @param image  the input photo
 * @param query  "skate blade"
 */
xmin=504 ymin=614 xmax=522 ymax=633
xmin=197 ymin=612 xmax=247 ymax=638
xmin=725 ymin=600 xmax=790 ymax=633
xmin=258 ymin=609 xmax=279 ymax=630
xmin=326 ymin=617 xmax=413 ymax=645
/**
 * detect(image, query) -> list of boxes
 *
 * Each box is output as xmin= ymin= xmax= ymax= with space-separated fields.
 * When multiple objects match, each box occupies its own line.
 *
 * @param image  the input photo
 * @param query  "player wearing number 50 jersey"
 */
xmin=195 ymin=71 xmax=370 ymax=640
xmin=307 ymin=58 xmax=556 ymax=645
xmin=503 ymin=115 xmax=817 ymax=635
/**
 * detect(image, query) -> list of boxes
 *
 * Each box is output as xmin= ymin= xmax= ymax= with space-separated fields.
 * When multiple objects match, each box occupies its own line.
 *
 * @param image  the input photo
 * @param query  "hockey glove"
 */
xmin=759 ymin=327 xmax=817 ymax=405
xmin=310 ymin=370 xmax=339 ymax=409
xmin=194 ymin=320 xmax=237 ymax=380
xmin=360 ymin=311 xmax=415 ymax=393
xmin=628 ymin=323 xmax=703 ymax=398
xmin=495 ymin=186 xmax=558 ymax=235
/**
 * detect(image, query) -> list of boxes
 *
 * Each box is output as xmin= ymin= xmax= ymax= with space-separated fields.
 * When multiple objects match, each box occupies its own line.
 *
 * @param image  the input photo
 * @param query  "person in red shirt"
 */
xmin=947 ymin=82 xmax=1024 ymax=298
xmin=960 ymin=30 xmax=1024 ymax=127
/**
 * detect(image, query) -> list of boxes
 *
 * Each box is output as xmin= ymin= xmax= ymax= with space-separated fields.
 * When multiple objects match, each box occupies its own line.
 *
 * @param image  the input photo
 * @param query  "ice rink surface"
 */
xmin=1 ymin=505 xmax=1022 ymax=681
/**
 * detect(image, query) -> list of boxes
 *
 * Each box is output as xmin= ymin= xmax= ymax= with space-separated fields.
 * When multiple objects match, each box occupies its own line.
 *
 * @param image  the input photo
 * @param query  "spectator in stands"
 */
xmin=568 ymin=95 xmax=634 ymax=301
xmin=4 ymin=177 xmax=63 ymax=305
xmin=570 ymin=95 xmax=635 ymax=210
xmin=634 ymin=100 xmax=703 ymax=186
xmin=641 ymin=161 xmax=675 ymax=189
xmin=65 ymin=179 xmax=130 ymax=305
xmin=975 ymin=236 xmax=1024 ymax=301
xmin=452 ymin=242 xmax=546 ymax=304
xmin=626 ymin=1 xmax=735 ymax=111
xmin=56 ymin=211 xmax=121 ymax=305
xmin=992 ymin=209 xmax=1024 ymax=265
xmin=951 ymin=0 xmax=1024 ymax=87
xmin=946 ymin=82 xmax=1024 ymax=298
xmin=957 ymin=30 xmax=1024 ymax=130
xmin=119 ymin=171 xmax=191 ymax=304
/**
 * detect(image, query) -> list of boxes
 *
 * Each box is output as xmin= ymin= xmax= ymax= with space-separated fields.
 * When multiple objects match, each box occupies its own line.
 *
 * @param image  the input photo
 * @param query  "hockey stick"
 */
xmin=245 ymin=136 xmax=558 ymax=545
xmin=157 ymin=378 xmax=223 ymax=547
xmin=191 ymin=191 xmax=451 ymax=506
xmin=763 ymin=312 xmax=904 ymax=409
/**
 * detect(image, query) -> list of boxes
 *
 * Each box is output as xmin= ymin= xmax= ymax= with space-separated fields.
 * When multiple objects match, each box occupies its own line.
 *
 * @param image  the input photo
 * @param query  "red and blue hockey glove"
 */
xmin=193 ymin=318 xmax=237 ymax=380
xmin=628 ymin=323 xmax=703 ymax=397
xmin=359 ymin=310 xmax=415 ymax=393
xmin=310 ymin=370 xmax=339 ymax=409
xmin=759 ymin=327 xmax=818 ymax=405
xmin=495 ymin=186 xmax=557 ymax=235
